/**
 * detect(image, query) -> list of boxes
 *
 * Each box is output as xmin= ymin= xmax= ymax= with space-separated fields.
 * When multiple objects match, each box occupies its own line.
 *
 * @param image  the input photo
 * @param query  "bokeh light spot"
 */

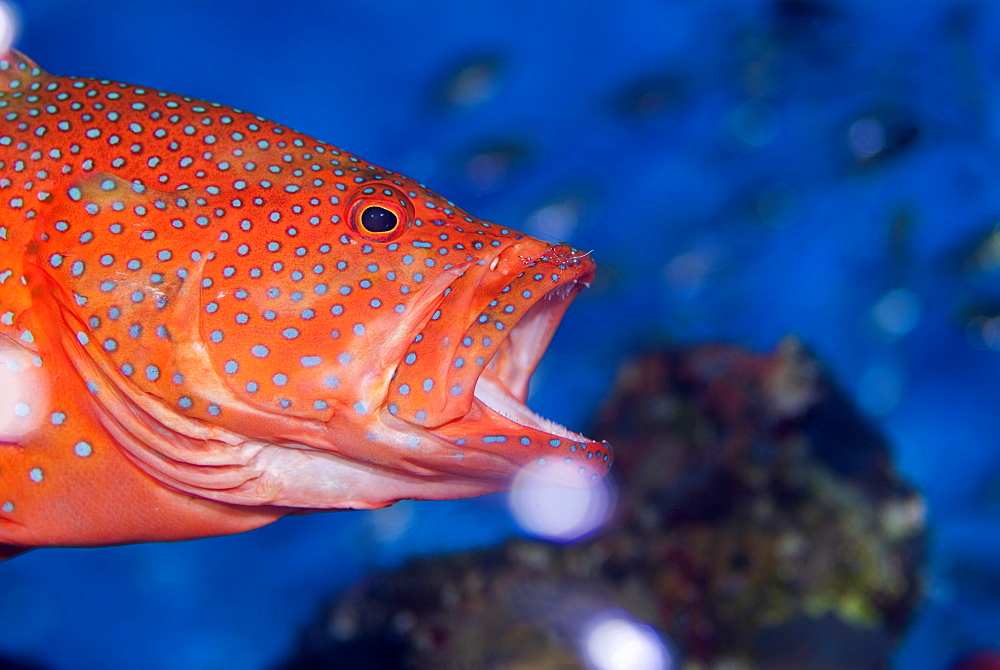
xmin=663 ymin=249 xmax=717 ymax=296
xmin=437 ymin=56 xmax=504 ymax=109
xmin=872 ymin=288 xmax=920 ymax=337
xmin=973 ymin=316 xmax=1000 ymax=350
xmin=848 ymin=116 xmax=886 ymax=159
xmin=0 ymin=2 xmax=19 ymax=55
xmin=582 ymin=614 xmax=671 ymax=670
xmin=507 ymin=461 xmax=614 ymax=542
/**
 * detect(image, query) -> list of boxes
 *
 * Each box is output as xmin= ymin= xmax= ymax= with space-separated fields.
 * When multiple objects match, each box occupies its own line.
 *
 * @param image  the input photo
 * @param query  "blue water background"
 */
xmin=3 ymin=0 xmax=1000 ymax=667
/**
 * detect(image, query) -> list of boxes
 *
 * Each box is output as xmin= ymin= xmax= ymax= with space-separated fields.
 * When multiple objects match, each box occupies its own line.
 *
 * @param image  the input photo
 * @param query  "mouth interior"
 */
xmin=472 ymin=279 xmax=592 ymax=443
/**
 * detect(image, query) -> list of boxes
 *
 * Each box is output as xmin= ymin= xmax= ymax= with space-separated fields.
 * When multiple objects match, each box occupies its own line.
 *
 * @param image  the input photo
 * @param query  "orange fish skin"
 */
xmin=0 ymin=50 xmax=612 ymax=555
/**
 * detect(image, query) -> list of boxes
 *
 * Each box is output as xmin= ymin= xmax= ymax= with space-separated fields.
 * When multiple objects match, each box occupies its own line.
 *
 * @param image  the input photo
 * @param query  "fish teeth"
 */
xmin=544 ymin=279 xmax=578 ymax=301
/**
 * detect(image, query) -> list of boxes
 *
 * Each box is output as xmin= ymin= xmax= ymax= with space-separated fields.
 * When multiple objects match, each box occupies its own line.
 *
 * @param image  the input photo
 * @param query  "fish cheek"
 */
xmin=193 ymin=239 xmax=356 ymax=422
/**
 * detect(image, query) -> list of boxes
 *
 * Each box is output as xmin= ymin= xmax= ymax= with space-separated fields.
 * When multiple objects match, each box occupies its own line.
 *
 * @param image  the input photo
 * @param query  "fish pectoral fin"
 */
xmin=26 ymin=170 xmax=223 ymax=422
xmin=29 ymin=169 xmax=216 ymax=321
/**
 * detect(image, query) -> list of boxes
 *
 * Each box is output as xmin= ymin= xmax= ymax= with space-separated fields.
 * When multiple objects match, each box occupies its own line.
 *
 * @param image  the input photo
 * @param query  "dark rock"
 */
xmin=278 ymin=339 xmax=925 ymax=669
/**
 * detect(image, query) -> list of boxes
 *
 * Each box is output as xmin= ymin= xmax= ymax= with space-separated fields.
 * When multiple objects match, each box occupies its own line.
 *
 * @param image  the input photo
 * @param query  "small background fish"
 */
xmin=4 ymin=1 xmax=1000 ymax=669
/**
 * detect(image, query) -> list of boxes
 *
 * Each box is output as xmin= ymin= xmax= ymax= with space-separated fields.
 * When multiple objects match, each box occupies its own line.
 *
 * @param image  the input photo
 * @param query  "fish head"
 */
xmin=193 ymin=166 xmax=612 ymax=499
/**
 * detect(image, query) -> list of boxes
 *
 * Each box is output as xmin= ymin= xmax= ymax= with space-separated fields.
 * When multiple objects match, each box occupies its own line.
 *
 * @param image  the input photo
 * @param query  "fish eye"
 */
xmin=346 ymin=184 xmax=413 ymax=242
xmin=360 ymin=205 xmax=398 ymax=234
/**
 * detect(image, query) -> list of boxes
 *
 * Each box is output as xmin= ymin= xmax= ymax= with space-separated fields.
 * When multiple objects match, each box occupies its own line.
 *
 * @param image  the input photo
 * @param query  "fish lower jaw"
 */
xmin=473 ymin=370 xmax=590 ymax=443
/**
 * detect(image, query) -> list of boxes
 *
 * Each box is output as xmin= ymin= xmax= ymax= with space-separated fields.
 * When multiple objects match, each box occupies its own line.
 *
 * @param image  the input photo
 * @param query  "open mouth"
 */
xmin=387 ymin=241 xmax=612 ymax=480
xmin=472 ymin=276 xmax=594 ymax=444
xmin=375 ymin=237 xmax=615 ymax=492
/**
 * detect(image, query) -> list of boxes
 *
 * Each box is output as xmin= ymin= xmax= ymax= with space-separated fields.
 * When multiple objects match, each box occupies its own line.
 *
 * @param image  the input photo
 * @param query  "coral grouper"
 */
xmin=0 ymin=50 xmax=611 ymax=558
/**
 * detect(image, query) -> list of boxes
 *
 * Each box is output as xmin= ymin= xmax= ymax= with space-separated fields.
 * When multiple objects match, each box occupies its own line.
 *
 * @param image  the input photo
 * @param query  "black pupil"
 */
xmin=361 ymin=206 xmax=398 ymax=233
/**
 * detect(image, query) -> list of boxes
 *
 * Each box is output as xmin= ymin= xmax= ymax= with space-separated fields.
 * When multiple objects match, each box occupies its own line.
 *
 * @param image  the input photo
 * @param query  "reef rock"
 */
xmin=279 ymin=339 xmax=925 ymax=669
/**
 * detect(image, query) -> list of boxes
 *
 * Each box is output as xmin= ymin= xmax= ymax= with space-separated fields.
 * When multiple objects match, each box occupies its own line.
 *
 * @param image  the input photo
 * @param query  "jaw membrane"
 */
xmin=473 ymin=370 xmax=590 ymax=442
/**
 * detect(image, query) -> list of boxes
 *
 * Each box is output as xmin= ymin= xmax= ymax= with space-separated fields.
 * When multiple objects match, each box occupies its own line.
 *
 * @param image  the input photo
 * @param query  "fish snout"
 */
xmin=490 ymin=239 xmax=596 ymax=281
